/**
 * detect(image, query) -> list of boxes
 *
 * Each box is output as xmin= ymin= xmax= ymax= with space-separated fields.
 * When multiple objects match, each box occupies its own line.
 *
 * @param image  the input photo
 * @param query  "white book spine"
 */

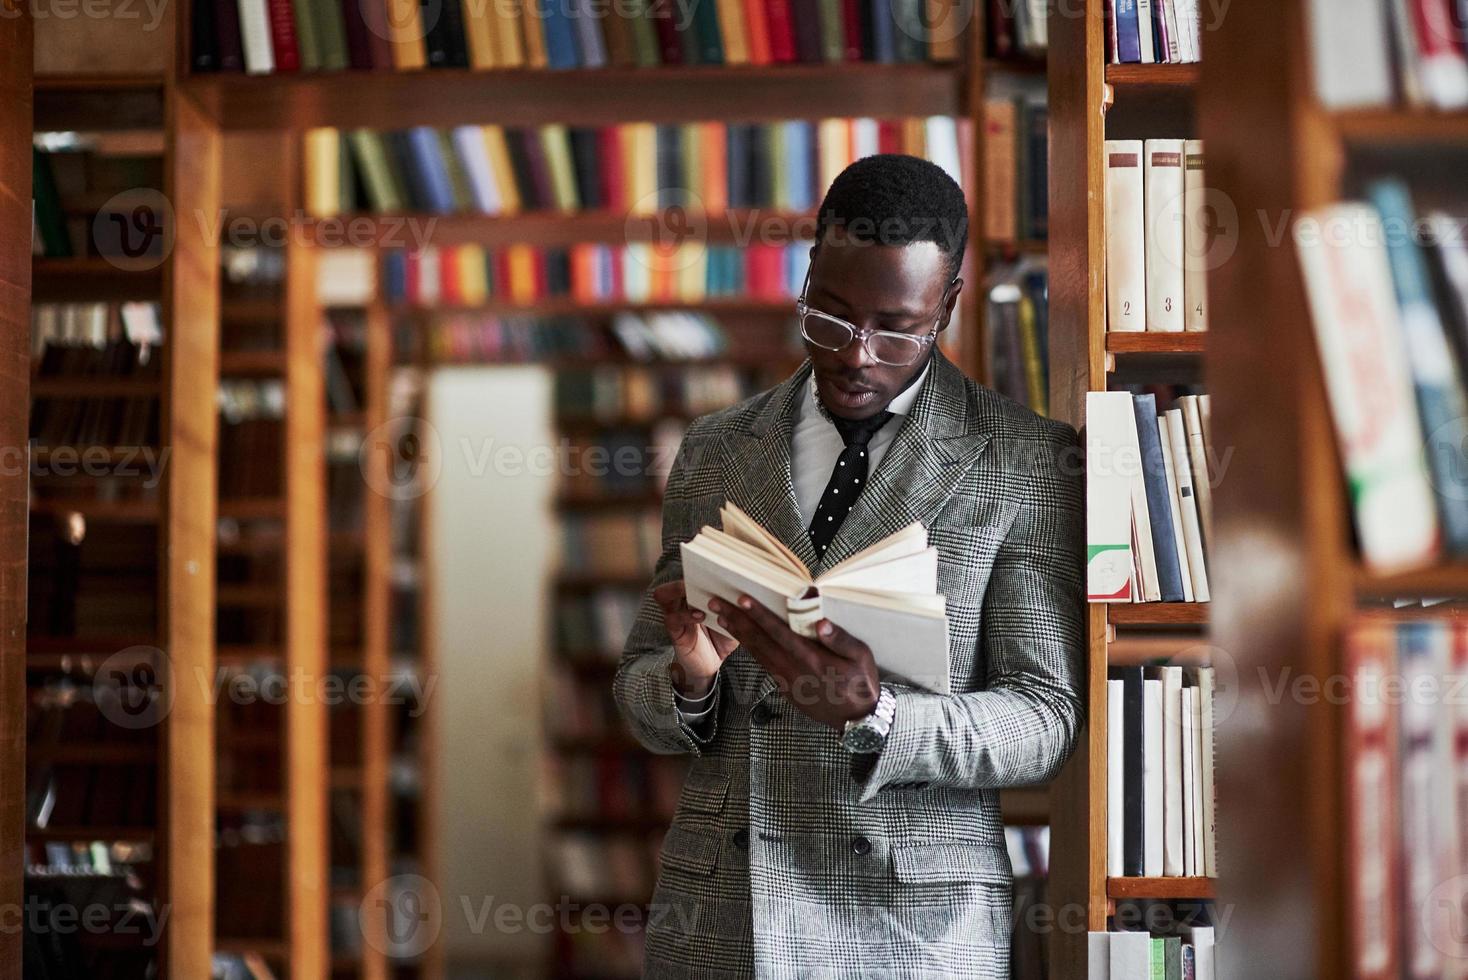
xmin=1305 ymin=0 xmax=1393 ymax=108
xmin=1181 ymin=684 xmax=1196 ymax=876
xmin=1387 ymin=0 xmax=1428 ymax=106
xmin=1157 ymin=415 xmax=1196 ymax=602
xmin=1294 ymin=202 xmax=1439 ymax=570
xmin=238 ymin=0 xmax=276 ymax=74
xmin=1414 ymin=0 xmax=1468 ymax=110
xmin=1143 ymin=677 xmax=1164 ymax=877
xmin=1200 ymin=666 xmax=1217 ymax=877
xmin=1089 ymin=932 xmax=1112 ymax=980
xmin=1175 ymin=0 xmax=1197 ymax=62
xmin=1166 ymin=408 xmax=1211 ymax=601
xmin=452 ymin=126 xmax=503 ymax=215
xmin=1087 ymin=392 xmax=1139 ymax=601
xmin=1162 ymin=666 xmax=1184 ymax=876
xmin=853 ymin=118 xmax=881 ymax=161
xmin=418 ymin=248 xmax=442 ymax=306
xmin=1144 ymin=139 xmax=1187 ymax=332
xmin=1110 ymin=930 xmax=1152 ymax=979
xmin=1105 ymin=141 xmax=1148 ymax=333
xmin=1180 ymin=395 xmax=1213 ymax=554
xmin=1161 ymin=0 xmax=1181 ymax=62
xmin=1190 ymin=682 xmax=1205 ymax=874
xmin=1108 ymin=679 xmax=1125 ymax=878
xmin=1183 ymin=140 xmax=1209 ymax=332
xmin=1136 ymin=0 xmax=1157 ymax=62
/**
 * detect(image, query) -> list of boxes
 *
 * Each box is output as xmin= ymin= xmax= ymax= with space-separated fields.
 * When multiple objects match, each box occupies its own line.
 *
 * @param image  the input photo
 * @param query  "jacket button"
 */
xmin=851 ymin=835 xmax=872 ymax=856
xmin=733 ymin=828 xmax=749 ymax=850
xmin=751 ymin=702 xmax=775 ymax=727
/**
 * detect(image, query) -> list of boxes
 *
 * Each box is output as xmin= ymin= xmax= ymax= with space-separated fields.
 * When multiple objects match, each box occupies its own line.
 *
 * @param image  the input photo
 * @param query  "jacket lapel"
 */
xmin=817 ymin=353 xmax=991 ymax=571
xmin=720 ymin=362 xmax=821 ymax=573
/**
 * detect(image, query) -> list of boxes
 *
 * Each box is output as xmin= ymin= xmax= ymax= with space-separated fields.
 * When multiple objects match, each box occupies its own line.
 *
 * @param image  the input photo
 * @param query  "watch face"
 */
xmin=844 ymin=724 xmax=881 ymax=754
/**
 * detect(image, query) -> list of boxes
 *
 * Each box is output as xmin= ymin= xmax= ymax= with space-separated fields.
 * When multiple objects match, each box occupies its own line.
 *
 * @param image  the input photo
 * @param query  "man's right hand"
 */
xmin=653 ymin=580 xmax=738 ymax=699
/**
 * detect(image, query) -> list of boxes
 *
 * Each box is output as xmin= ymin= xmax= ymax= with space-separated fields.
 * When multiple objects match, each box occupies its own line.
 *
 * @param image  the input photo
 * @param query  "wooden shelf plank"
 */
xmin=28 ymin=825 xmax=156 ymax=842
xmin=218 ymin=498 xmax=287 ymax=520
xmin=1106 ymin=876 xmax=1216 ymax=900
xmin=1355 ymin=563 xmax=1468 ymax=598
xmin=1107 ymin=603 xmax=1210 ymax=627
xmin=1332 ymin=109 xmax=1468 ymax=145
xmin=181 ymin=64 xmax=963 ymax=130
xmin=219 ymin=350 xmax=287 ymax=376
xmin=395 ymin=298 xmax=796 ymax=317
xmin=1104 ymin=63 xmax=1201 ymax=90
xmin=1105 ymin=333 xmax=1207 ymax=354
xmin=30 ymin=380 xmax=162 ymax=399
xmin=32 ymin=259 xmax=163 ymax=301
xmin=33 ymin=75 xmax=165 ymax=132
xmin=29 ymin=497 xmax=160 ymax=522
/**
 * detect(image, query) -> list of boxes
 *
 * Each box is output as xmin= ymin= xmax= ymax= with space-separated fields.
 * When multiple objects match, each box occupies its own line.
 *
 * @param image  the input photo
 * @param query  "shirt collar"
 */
xmin=804 ymin=357 xmax=932 ymax=424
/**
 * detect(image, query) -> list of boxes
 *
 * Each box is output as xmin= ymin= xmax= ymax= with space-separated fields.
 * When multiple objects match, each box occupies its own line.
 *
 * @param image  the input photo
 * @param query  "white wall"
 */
xmin=427 ymin=366 xmax=555 ymax=975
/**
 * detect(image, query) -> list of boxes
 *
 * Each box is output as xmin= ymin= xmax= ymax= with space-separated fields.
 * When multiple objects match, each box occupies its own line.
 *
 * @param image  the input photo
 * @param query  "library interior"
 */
xmin=6 ymin=0 xmax=1468 ymax=977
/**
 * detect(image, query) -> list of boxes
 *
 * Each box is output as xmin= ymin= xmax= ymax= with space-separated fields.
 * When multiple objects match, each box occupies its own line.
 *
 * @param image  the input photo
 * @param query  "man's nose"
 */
xmin=835 ymin=331 xmax=876 ymax=370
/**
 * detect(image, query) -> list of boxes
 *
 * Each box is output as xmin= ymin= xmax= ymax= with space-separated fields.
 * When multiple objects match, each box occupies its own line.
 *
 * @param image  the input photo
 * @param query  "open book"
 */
xmin=680 ymin=502 xmax=952 ymax=694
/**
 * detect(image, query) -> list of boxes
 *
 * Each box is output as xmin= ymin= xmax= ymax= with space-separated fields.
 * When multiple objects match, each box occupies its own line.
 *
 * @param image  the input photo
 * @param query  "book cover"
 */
xmin=689 ymin=0 xmax=726 ymax=61
xmin=1134 ymin=393 xmax=1186 ymax=602
xmin=436 ymin=129 xmax=475 ymax=211
xmin=1399 ymin=619 xmax=1451 ymax=978
xmin=405 ymin=127 xmax=456 ymax=213
xmin=1165 ymin=408 xmax=1210 ymax=601
xmin=314 ymin=0 xmax=352 ymax=67
xmin=1136 ymin=0 xmax=1155 ymax=61
xmin=1143 ymin=676 xmax=1164 ymax=876
xmin=463 ymin=0 xmax=499 ymax=67
xmin=192 ymin=0 xmax=220 ymax=69
xmin=1108 ymin=677 xmax=1126 ymax=878
xmin=1144 ymin=139 xmax=1187 ymax=332
xmin=1156 ymin=414 xmax=1195 ymax=601
xmin=566 ymin=126 xmax=601 ymax=210
xmin=790 ymin=0 xmax=824 ymax=60
xmin=1182 ymin=140 xmax=1209 ymax=331
xmin=1306 ymin=0 xmax=1392 ymax=107
xmin=1110 ymin=931 xmax=1151 ymax=978
xmin=452 ymin=125 xmax=502 ymax=214
xmin=338 ymin=0 xmax=375 ymax=67
xmin=541 ymin=125 xmax=580 ymax=212
xmin=539 ymin=0 xmax=581 ymax=66
xmin=742 ymin=0 xmax=773 ymax=62
xmin=839 ymin=0 xmax=862 ymax=59
xmin=1178 ymin=395 xmax=1212 ymax=552
xmin=571 ymin=0 xmax=610 ymax=65
xmin=984 ymin=99 xmax=1017 ymax=243
xmin=764 ymin=0 xmax=797 ymax=59
xmin=265 ymin=0 xmax=301 ymax=70
xmin=386 ymin=0 xmax=427 ymax=67
xmin=237 ymin=0 xmax=277 ymax=73
xmin=214 ymin=0 xmax=247 ymax=69
xmin=289 ymin=0 xmax=320 ymax=65
xmin=520 ymin=0 xmax=549 ymax=66
xmin=1161 ymin=665 xmax=1184 ymax=876
xmin=1105 ymin=140 xmax=1146 ymax=332
xmin=1086 ymin=391 xmax=1138 ymax=602
xmin=715 ymin=0 xmax=750 ymax=62
xmin=304 ymin=128 xmax=341 ymax=216
xmin=1409 ymin=0 xmax=1468 ymax=109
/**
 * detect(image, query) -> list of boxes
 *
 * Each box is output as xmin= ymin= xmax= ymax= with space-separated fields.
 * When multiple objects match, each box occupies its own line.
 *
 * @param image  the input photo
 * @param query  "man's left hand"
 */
xmin=708 ymin=595 xmax=881 ymax=730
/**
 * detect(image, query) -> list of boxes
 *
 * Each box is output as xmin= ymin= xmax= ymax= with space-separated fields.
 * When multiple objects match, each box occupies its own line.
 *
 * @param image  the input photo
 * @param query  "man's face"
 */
xmin=802 ymin=239 xmax=962 ymax=421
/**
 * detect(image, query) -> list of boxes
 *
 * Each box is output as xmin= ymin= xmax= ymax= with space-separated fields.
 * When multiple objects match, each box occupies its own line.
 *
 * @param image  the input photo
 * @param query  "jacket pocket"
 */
xmin=660 ymin=824 xmax=721 ymax=876
xmin=891 ymin=842 xmax=1011 ymax=885
xmin=677 ymin=767 xmax=730 ymax=817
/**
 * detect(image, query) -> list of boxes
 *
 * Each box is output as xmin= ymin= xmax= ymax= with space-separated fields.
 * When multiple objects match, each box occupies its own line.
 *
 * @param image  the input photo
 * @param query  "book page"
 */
xmin=818 ymin=592 xmax=951 ymax=694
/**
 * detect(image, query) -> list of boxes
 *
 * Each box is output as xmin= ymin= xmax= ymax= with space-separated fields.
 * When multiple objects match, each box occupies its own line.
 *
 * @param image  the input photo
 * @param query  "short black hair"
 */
xmin=813 ymin=154 xmax=969 ymax=281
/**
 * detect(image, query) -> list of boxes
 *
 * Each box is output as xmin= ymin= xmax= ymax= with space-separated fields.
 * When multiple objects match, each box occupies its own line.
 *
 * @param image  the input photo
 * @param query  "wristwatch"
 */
xmin=841 ymin=685 xmax=897 ymax=754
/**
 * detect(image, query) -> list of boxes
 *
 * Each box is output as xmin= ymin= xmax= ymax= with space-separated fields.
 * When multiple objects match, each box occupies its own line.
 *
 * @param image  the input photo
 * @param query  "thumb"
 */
xmin=814 ymin=618 xmax=868 ymax=661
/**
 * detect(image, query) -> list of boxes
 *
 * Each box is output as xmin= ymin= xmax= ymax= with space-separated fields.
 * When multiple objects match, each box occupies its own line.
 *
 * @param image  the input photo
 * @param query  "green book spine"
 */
xmin=314 ymin=0 xmax=351 ymax=70
xmin=338 ymin=131 xmax=357 ymax=213
xmin=691 ymin=0 xmax=723 ymax=63
xmin=31 ymin=149 xmax=72 ymax=259
xmin=680 ymin=124 xmax=701 ymax=208
xmin=769 ymin=125 xmax=788 ymax=210
xmin=817 ymin=0 xmax=843 ymax=61
xmin=435 ymin=130 xmax=475 ymax=212
xmin=1150 ymin=939 xmax=1167 ymax=980
xmin=349 ymin=131 xmax=405 ymax=213
xmin=541 ymin=125 xmax=580 ymax=212
xmin=291 ymin=0 xmax=322 ymax=68
xmin=1163 ymin=937 xmax=1182 ymax=980
xmin=628 ymin=0 xmax=660 ymax=66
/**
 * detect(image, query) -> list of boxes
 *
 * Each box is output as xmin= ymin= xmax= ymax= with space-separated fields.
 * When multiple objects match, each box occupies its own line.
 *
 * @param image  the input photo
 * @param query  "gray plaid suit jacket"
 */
xmin=613 ymin=352 xmax=1085 ymax=978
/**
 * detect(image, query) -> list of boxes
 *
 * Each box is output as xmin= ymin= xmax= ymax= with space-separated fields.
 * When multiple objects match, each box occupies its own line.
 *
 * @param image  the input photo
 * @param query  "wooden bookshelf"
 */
xmin=1046 ymin=3 xmax=1213 ymax=974
xmin=0 ymin=11 xmax=28 ymax=979
xmin=1196 ymin=0 xmax=1468 ymax=973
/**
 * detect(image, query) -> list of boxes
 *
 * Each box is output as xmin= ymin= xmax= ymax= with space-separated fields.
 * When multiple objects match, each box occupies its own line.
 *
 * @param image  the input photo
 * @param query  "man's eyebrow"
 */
xmin=810 ymin=284 xmax=927 ymax=320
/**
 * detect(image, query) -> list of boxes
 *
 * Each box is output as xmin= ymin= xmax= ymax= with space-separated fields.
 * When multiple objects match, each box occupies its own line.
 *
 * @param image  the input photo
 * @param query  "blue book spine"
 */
xmin=1368 ymin=178 xmax=1468 ymax=555
xmin=406 ymin=127 xmax=456 ymax=214
xmin=1115 ymin=0 xmax=1141 ymax=63
xmin=783 ymin=121 xmax=812 ymax=211
xmin=1132 ymin=393 xmax=1185 ymax=602
xmin=383 ymin=251 xmax=407 ymax=303
xmin=541 ymin=0 xmax=580 ymax=68
xmin=571 ymin=0 xmax=608 ymax=67
xmin=869 ymin=0 xmax=894 ymax=63
xmin=727 ymin=124 xmax=750 ymax=209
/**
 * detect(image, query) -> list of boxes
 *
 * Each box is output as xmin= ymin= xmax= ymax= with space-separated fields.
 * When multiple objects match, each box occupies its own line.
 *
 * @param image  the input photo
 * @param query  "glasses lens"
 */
xmin=867 ymin=332 xmax=926 ymax=366
xmin=801 ymin=310 xmax=855 ymax=351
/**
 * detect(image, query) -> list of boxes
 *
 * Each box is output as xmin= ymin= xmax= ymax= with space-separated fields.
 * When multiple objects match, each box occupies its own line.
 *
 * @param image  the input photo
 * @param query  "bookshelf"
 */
xmin=1195 ymin=0 xmax=1468 ymax=973
xmin=0 ymin=11 xmax=29 ymax=978
xmin=1045 ymin=2 xmax=1212 ymax=974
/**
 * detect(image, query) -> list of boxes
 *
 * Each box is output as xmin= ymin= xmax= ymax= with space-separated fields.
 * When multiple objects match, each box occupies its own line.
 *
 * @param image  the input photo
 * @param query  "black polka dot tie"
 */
xmin=807 ymin=411 xmax=894 ymax=560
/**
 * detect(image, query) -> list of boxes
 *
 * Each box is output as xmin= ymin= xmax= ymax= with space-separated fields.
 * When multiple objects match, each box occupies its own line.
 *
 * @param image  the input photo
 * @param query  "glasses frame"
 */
xmin=794 ymin=265 xmax=961 ymax=367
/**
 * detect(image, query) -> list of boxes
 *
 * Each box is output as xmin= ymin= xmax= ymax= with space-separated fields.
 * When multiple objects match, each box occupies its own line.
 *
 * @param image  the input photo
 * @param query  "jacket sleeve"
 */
xmin=612 ymin=431 xmax=724 ymax=756
xmin=852 ymin=419 xmax=1086 ymax=802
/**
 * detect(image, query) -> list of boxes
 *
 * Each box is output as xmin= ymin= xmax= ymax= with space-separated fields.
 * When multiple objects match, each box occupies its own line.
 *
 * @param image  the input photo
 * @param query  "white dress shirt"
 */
xmin=675 ymin=360 xmax=933 ymax=725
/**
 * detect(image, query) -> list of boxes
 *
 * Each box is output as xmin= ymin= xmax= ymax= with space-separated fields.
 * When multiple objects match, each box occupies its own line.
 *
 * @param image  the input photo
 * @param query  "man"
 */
xmin=613 ymin=154 xmax=1084 ymax=978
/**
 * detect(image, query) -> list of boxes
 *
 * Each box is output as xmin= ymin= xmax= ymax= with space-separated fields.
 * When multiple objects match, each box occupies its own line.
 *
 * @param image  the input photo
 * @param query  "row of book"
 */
xmin=32 ymin=144 xmax=164 ymax=261
xmin=986 ymin=260 xmax=1049 ymax=415
xmin=987 ymin=0 xmax=1046 ymax=59
xmin=1309 ymin=0 xmax=1468 ymax=110
xmin=305 ymin=116 xmax=968 ymax=216
xmin=1087 ymin=926 xmax=1218 ymax=980
xmin=191 ymin=0 xmax=968 ymax=75
xmin=382 ymin=241 xmax=813 ymax=306
xmin=1085 ymin=390 xmax=1214 ymax=604
xmin=1105 ymin=139 xmax=1209 ymax=334
xmin=556 ymin=588 xmax=643 ymax=656
xmin=1107 ymin=665 xmax=1217 ymax=879
xmin=561 ymin=512 xmax=663 ymax=578
xmin=31 ymin=303 xmax=164 ymax=450
xmin=1296 ymin=180 xmax=1468 ymax=572
xmin=543 ymin=752 xmax=684 ymax=820
xmin=1104 ymin=0 xmax=1204 ymax=65
xmin=556 ymin=363 xmax=766 ymax=418
xmin=547 ymin=669 xmax=636 ymax=739
xmin=549 ymin=831 xmax=661 ymax=899
xmin=555 ymin=428 xmax=676 ymax=498
xmin=983 ymin=94 xmax=1048 ymax=244
xmin=1344 ymin=614 xmax=1468 ymax=978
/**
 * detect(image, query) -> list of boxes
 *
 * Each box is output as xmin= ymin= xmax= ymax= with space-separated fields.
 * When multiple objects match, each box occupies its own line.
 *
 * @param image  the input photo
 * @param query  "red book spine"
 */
xmin=1345 ymin=616 xmax=1399 ymax=980
xmin=764 ymin=0 xmax=797 ymax=62
xmin=532 ymin=249 xmax=548 ymax=300
xmin=839 ymin=0 xmax=861 ymax=60
xmin=405 ymin=251 xmax=421 ymax=304
xmin=652 ymin=11 xmax=684 ymax=63
xmin=441 ymin=246 xmax=462 ymax=305
xmin=265 ymin=0 xmax=300 ymax=70
xmin=600 ymin=127 xmax=626 ymax=214
xmin=494 ymin=250 xmax=513 ymax=299
xmin=878 ymin=119 xmax=901 ymax=155
xmin=743 ymin=0 xmax=772 ymax=64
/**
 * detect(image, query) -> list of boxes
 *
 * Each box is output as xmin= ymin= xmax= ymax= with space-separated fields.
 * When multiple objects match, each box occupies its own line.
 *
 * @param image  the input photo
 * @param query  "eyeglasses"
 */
xmin=795 ymin=266 xmax=959 ymax=367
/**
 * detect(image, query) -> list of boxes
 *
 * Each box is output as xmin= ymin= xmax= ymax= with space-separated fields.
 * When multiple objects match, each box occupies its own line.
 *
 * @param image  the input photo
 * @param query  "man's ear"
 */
xmin=936 ymin=277 xmax=964 ymax=332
